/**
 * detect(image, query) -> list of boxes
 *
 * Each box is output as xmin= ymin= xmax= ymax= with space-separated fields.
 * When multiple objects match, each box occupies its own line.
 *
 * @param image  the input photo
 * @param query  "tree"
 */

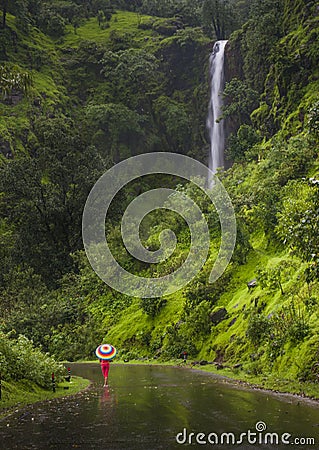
xmin=245 ymin=136 xmax=315 ymax=234
xmin=1 ymin=0 xmax=10 ymax=28
xmin=0 ymin=64 xmax=33 ymax=100
xmin=176 ymin=0 xmax=203 ymax=26
xmin=202 ymin=0 xmax=234 ymax=39
xmin=92 ymin=0 xmax=114 ymax=18
xmin=138 ymin=0 xmax=203 ymax=25
xmin=45 ymin=12 xmax=66 ymax=37
xmin=184 ymin=300 xmax=212 ymax=338
xmin=257 ymin=260 xmax=297 ymax=295
xmin=86 ymin=103 xmax=144 ymax=161
xmin=27 ymin=0 xmax=43 ymax=19
xmin=140 ymin=0 xmax=175 ymax=17
xmin=0 ymin=116 xmax=105 ymax=285
xmin=222 ymin=78 xmax=258 ymax=124
xmin=97 ymin=9 xmax=106 ymax=28
xmin=276 ymin=179 xmax=319 ymax=263
xmin=233 ymin=0 xmax=251 ymax=24
xmin=226 ymin=125 xmax=261 ymax=162
xmin=242 ymin=0 xmax=284 ymax=92
xmin=140 ymin=297 xmax=167 ymax=318
xmin=72 ymin=16 xmax=82 ymax=34
xmin=0 ymin=0 xmax=28 ymax=29
xmin=100 ymin=48 xmax=160 ymax=108
xmin=308 ymin=101 xmax=319 ymax=138
xmin=153 ymin=95 xmax=191 ymax=153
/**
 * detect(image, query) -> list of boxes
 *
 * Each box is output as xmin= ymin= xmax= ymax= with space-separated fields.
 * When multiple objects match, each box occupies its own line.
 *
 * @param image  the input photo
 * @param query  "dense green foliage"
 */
xmin=1 ymin=0 xmax=319 ymax=392
xmin=0 ymin=332 xmax=64 ymax=388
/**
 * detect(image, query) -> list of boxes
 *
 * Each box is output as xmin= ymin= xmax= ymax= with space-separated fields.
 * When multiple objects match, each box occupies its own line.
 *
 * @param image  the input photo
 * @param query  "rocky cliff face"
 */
xmin=222 ymin=36 xmax=245 ymax=165
xmin=224 ymin=34 xmax=244 ymax=83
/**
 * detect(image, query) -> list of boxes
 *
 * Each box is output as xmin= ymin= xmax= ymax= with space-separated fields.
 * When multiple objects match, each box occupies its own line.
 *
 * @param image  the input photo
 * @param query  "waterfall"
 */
xmin=207 ymin=40 xmax=228 ymax=176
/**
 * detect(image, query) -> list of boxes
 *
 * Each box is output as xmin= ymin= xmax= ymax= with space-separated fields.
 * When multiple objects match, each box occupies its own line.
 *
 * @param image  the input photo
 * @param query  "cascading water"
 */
xmin=207 ymin=40 xmax=228 ymax=177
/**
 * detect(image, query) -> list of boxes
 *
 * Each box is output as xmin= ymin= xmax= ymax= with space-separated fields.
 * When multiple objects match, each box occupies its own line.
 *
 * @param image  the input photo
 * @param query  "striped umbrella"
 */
xmin=95 ymin=344 xmax=117 ymax=360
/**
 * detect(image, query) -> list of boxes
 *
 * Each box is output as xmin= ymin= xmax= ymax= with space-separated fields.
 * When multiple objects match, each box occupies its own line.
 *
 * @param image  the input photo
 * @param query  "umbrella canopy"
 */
xmin=95 ymin=344 xmax=117 ymax=360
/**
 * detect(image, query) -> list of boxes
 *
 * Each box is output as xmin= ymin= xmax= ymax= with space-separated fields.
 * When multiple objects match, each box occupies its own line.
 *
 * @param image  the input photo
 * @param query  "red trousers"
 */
xmin=101 ymin=361 xmax=110 ymax=377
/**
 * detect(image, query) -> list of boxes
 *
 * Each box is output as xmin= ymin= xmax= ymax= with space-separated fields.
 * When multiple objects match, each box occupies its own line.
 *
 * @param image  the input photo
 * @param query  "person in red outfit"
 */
xmin=100 ymin=359 xmax=110 ymax=386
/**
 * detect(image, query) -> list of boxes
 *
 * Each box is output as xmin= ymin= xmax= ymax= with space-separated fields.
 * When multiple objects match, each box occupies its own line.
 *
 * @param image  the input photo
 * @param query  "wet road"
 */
xmin=1 ymin=363 xmax=319 ymax=449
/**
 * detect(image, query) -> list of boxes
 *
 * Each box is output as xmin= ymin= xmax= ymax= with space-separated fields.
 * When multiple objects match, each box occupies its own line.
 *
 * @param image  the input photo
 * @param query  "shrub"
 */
xmin=308 ymin=101 xmax=319 ymax=137
xmin=140 ymin=297 xmax=167 ymax=318
xmin=246 ymin=313 xmax=270 ymax=345
xmin=0 ymin=332 xmax=64 ymax=388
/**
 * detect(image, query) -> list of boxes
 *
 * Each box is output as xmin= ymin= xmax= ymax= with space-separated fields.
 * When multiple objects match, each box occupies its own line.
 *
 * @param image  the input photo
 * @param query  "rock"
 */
xmin=33 ymin=97 xmax=41 ymax=107
xmin=5 ymin=90 xmax=23 ymax=105
xmin=257 ymin=301 xmax=267 ymax=313
xmin=228 ymin=317 xmax=237 ymax=327
xmin=247 ymin=279 xmax=257 ymax=290
xmin=210 ymin=308 xmax=227 ymax=325
xmin=233 ymin=363 xmax=242 ymax=369
xmin=224 ymin=38 xmax=244 ymax=83
xmin=223 ymin=37 xmax=245 ymax=168
xmin=0 ymin=140 xmax=13 ymax=159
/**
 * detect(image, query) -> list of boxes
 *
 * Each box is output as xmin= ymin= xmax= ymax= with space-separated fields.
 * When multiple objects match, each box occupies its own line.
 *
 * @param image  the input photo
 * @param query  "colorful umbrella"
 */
xmin=95 ymin=344 xmax=117 ymax=360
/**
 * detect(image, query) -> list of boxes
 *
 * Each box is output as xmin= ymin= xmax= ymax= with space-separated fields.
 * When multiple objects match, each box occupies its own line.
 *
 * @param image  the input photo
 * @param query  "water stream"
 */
xmin=207 ymin=40 xmax=228 ymax=176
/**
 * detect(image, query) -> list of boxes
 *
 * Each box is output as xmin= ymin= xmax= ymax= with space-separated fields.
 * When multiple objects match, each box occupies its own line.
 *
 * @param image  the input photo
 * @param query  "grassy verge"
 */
xmin=0 ymin=376 xmax=90 ymax=419
xmin=195 ymin=364 xmax=319 ymax=401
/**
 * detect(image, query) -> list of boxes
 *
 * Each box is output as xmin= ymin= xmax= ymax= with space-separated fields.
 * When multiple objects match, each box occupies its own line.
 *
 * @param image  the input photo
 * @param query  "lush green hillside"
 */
xmin=0 ymin=3 xmax=212 ymax=395
xmin=1 ymin=0 xmax=319 ymax=398
xmin=89 ymin=1 xmax=319 ymax=388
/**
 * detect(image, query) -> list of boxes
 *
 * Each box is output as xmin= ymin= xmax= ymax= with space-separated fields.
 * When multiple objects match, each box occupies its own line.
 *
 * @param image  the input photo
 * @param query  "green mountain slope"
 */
xmin=98 ymin=1 xmax=319 ymax=386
